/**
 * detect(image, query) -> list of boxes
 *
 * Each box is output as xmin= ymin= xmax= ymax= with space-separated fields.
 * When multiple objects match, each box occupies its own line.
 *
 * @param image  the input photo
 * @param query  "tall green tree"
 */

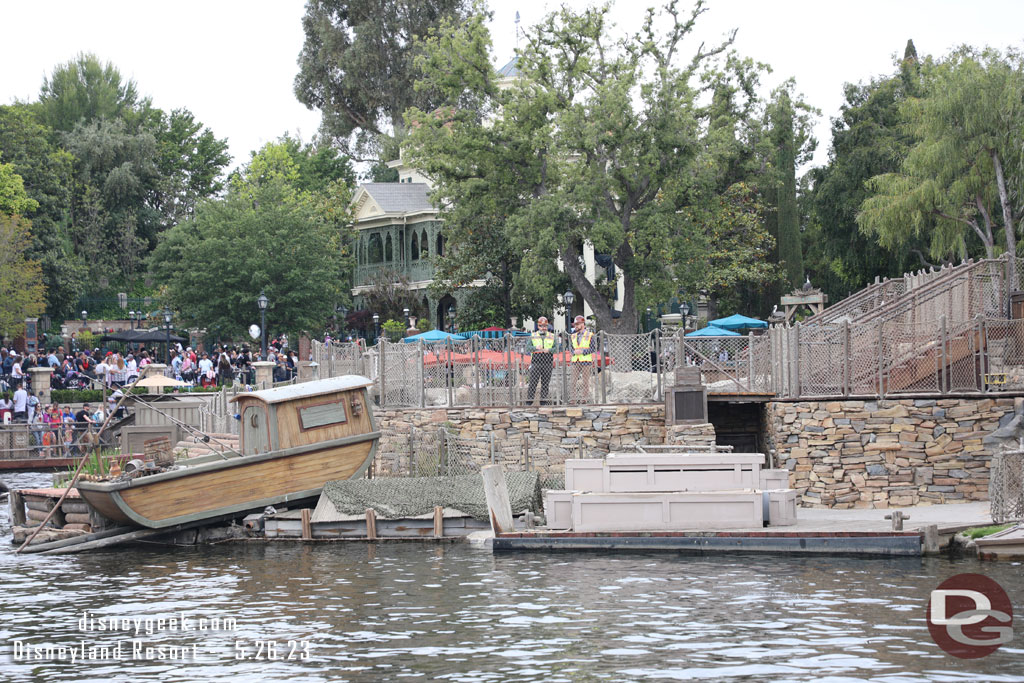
xmin=407 ymin=0 xmax=735 ymax=333
xmin=37 ymin=52 xmax=140 ymax=133
xmin=294 ymin=0 xmax=473 ymax=160
xmin=806 ymin=41 xmax=924 ymax=299
xmin=0 ymin=210 xmax=46 ymax=339
xmin=766 ymin=81 xmax=817 ymax=289
xmin=150 ymin=142 xmax=353 ymax=340
xmin=0 ymin=105 xmax=84 ymax=319
xmin=859 ymin=46 xmax=1024 ymax=284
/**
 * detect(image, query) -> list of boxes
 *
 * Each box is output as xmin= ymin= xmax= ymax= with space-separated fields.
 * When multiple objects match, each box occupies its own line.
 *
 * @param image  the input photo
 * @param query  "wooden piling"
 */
xmin=433 ymin=506 xmax=444 ymax=538
xmin=365 ymin=508 xmax=377 ymax=540
xmin=10 ymin=490 xmax=25 ymax=527
xmin=301 ymin=508 xmax=312 ymax=540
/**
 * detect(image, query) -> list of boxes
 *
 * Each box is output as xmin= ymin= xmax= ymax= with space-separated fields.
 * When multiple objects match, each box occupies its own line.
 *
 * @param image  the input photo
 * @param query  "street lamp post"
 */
xmin=79 ymin=310 xmax=87 ymax=353
xmin=372 ymin=313 xmax=380 ymax=341
xmin=257 ymin=292 xmax=269 ymax=360
xmin=563 ymin=291 xmax=574 ymax=334
xmin=336 ymin=304 xmax=348 ymax=336
xmin=128 ymin=311 xmax=136 ymax=330
xmin=163 ymin=308 xmax=172 ymax=365
xmin=447 ymin=305 xmax=455 ymax=333
xmin=403 ymin=307 xmax=410 ymax=329
xmin=646 ymin=307 xmax=653 ymax=333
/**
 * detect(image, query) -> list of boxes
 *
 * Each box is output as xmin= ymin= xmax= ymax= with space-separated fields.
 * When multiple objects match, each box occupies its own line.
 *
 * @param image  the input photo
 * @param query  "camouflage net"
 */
xmin=322 ymin=472 xmax=542 ymax=521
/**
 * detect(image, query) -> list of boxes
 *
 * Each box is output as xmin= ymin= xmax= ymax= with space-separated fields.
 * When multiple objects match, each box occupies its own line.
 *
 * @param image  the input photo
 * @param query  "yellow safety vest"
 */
xmin=571 ymin=331 xmax=593 ymax=362
xmin=531 ymin=331 xmax=555 ymax=352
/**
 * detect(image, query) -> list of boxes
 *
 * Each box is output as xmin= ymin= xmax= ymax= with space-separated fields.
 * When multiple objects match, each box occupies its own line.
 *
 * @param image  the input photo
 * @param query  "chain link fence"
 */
xmin=991 ymin=445 xmax=1024 ymax=524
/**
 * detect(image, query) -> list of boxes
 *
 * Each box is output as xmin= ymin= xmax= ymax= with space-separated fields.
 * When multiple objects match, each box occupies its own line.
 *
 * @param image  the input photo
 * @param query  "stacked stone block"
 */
xmin=770 ymin=398 xmax=1014 ymax=509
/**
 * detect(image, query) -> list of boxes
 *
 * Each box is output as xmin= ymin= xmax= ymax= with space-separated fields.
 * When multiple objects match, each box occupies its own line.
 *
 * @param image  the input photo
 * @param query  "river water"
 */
xmin=1 ymin=472 xmax=1022 ymax=682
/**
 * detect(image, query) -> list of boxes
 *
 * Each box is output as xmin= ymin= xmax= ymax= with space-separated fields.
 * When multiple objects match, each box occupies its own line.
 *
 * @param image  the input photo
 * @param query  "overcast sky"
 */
xmin=2 ymin=1 xmax=1022 ymax=173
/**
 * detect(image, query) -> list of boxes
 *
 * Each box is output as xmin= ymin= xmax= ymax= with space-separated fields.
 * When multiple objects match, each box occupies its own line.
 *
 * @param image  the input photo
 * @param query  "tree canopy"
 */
xmin=294 ymin=0 xmax=473 ymax=159
xmin=406 ymin=0 xmax=761 ymax=332
xmin=858 ymin=46 xmax=1024 ymax=284
xmin=149 ymin=141 xmax=353 ymax=341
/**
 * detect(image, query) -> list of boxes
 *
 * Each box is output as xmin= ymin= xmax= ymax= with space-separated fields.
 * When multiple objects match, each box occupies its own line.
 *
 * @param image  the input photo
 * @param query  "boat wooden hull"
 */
xmin=76 ymin=433 xmax=378 ymax=528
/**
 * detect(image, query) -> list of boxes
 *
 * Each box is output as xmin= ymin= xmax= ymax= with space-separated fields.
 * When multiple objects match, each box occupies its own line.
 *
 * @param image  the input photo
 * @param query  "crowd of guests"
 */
xmin=0 ymin=338 xmax=299 ymax=459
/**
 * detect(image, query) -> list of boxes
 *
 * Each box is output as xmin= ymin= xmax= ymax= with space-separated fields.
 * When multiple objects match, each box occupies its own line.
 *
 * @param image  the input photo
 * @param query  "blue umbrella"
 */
xmin=685 ymin=326 xmax=742 ymax=337
xmin=708 ymin=314 xmax=768 ymax=331
xmin=402 ymin=329 xmax=461 ymax=343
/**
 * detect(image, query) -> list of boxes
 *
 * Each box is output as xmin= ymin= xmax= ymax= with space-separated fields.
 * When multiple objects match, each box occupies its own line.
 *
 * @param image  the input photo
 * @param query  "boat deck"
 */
xmin=495 ymin=502 xmax=994 ymax=557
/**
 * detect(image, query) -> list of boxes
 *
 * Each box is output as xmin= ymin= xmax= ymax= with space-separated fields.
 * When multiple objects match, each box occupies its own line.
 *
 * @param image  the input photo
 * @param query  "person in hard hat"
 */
xmin=569 ymin=315 xmax=594 ymax=403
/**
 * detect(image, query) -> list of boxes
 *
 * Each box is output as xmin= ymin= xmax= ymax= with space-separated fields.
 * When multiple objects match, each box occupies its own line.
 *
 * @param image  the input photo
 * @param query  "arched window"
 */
xmin=436 ymin=233 xmax=446 ymax=257
xmin=385 ymin=234 xmax=393 ymax=262
xmin=410 ymin=232 xmax=419 ymax=260
xmin=421 ymin=229 xmax=429 ymax=258
xmin=368 ymin=234 xmax=383 ymax=264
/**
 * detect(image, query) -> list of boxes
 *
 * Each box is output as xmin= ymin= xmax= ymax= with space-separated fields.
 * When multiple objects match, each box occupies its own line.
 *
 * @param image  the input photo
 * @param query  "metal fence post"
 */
xmin=560 ymin=331 xmax=569 ymax=405
xmin=446 ymin=337 xmax=454 ymax=407
xmin=507 ymin=334 xmax=514 ymax=407
xmin=473 ymin=335 xmax=481 ymax=407
xmin=599 ymin=331 xmax=607 ymax=404
xmin=378 ymin=341 xmax=386 ymax=407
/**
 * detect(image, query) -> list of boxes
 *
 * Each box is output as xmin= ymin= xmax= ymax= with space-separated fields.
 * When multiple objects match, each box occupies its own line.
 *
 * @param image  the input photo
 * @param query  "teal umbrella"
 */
xmin=685 ymin=326 xmax=742 ymax=337
xmin=402 ymin=329 xmax=460 ymax=343
xmin=708 ymin=314 xmax=768 ymax=331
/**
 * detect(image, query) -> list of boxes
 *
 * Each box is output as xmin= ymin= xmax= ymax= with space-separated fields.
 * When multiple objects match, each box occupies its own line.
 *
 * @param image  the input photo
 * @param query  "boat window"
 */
xmin=299 ymin=400 xmax=348 ymax=430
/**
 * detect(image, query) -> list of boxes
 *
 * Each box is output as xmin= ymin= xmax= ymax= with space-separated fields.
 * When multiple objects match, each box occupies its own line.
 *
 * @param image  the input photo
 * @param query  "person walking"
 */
xmin=526 ymin=317 xmax=556 ymax=406
xmin=569 ymin=315 xmax=594 ymax=404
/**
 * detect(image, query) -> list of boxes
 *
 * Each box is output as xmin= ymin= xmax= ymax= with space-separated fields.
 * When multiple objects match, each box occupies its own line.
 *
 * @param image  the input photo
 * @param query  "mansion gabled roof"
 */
xmin=358 ymin=182 xmax=434 ymax=214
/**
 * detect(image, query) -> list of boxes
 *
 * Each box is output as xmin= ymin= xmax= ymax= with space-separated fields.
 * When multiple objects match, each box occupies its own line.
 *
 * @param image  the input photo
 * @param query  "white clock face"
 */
xmin=249 ymin=324 xmax=261 ymax=340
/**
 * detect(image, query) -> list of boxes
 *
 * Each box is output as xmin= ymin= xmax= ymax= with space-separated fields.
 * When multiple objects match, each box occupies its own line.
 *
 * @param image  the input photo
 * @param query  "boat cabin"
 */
xmin=229 ymin=376 xmax=376 ymax=456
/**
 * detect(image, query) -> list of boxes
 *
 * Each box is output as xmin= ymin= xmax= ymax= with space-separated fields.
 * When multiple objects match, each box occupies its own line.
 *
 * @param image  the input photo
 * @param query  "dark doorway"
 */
xmin=707 ymin=401 xmax=766 ymax=454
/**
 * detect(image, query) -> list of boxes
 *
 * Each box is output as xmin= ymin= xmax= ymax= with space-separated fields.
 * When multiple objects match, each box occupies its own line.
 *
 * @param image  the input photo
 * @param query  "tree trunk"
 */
xmin=991 ymin=150 xmax=1018 ymax=288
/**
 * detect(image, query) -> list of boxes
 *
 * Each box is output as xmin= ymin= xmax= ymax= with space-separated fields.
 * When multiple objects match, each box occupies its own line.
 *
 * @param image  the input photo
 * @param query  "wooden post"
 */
xmin=481 ymin=464 xmax=514 ymax=535
xmin=10 ymin=490 xmax=26 ymax=527
xmin=793 ymin=322 xmax=801 ymax=398
xmin=877 ymin=322 xmax=885 ymax=398
xmin=419 ymin=340 xmax=426 ymax=408
xmin=365 ymin=508 xmax=377 ymax=540
xmin=301 ymin=508 xmax=312 ymax=540
xmin=842 ymin=320 xmax=850 ymax=397
xmin=433 ymin=505 xmax=444 ymax=538
xmin=747 ymin=332 xmax=754 ymax=392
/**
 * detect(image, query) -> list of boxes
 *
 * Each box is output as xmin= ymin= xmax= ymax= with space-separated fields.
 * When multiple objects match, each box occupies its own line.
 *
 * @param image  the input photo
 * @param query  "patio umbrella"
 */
xmin=403 ymin=329 xmax=460 ymax=343
xmin=134 ymin=375 xmax=189 ymax=388
xmin=707 ymin=314 xmax=768 ymax=331
xmin=685 ymin=326 xmax=742 ymax=337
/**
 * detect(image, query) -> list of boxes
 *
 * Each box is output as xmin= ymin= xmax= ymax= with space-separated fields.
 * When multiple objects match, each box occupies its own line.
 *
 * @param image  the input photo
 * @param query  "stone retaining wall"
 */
xmin=375 ymin=405 xmax=669 ymax=463
xmin=770 ymin=398 xmax=1016 ymax=509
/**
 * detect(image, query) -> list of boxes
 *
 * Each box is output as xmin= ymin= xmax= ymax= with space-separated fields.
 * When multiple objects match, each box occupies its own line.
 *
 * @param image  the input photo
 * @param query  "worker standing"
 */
xmin=526 ymin=317 xmax=556 ymax=406
xmin=570 ymin=315 xmax=594 ymax=403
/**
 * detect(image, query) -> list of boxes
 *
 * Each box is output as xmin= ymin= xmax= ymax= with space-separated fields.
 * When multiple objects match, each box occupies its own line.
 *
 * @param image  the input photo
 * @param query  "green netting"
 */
xmin=322 ymin=472 xmax=543 ymax=521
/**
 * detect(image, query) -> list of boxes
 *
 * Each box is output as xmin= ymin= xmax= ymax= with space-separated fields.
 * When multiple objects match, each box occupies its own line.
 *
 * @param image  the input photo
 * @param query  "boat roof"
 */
xmin=228 ymin=376 xmax=372 ymax=405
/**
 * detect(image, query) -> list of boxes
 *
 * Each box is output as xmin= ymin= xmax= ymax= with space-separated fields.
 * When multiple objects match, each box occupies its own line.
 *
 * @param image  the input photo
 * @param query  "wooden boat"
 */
xmin=76 ymin=376 xmax=379 ymax=529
